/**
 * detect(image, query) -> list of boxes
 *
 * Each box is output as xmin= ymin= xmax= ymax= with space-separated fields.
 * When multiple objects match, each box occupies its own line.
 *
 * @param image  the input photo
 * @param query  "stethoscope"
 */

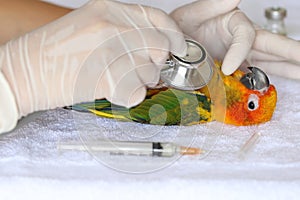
xmin=160 ymin=39 xmax=213 ymax=91
xmin=160 ymin=39 xmax=270 ymax=92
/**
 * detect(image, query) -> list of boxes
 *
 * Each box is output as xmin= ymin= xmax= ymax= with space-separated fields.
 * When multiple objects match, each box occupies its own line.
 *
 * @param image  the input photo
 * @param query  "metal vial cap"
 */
xmin=265 ymin=7 xmax=287 ymax=20
xmin=160 ymin=39 xmax=213 ymax=91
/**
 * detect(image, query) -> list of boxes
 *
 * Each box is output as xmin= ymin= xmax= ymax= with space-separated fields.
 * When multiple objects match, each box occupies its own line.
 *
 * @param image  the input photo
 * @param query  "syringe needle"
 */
xmin=239 ymin=132 xmax=261 ymax=159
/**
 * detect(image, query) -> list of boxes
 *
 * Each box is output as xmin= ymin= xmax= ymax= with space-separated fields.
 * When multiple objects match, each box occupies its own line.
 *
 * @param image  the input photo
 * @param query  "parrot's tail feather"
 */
xmin=88 ymin=109 xmax=129 ymax=120
xmin=72 ymin=99 xmax=137 ymax=122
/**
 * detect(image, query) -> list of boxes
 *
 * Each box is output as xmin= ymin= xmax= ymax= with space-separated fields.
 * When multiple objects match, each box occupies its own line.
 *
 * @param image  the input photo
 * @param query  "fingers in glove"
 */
xmin=132 ymin=56 xmax=162 ymax=88
xmin=79 ymin=41 xmax=136 ymax=105
xmin=85 ymin=30 xmax=165 ymax=106
xmin=117 ymin=27 xmax=171 ymax=67
xmin=170 ymin=0 xmax=240 ymax=32
xmin=107 ymin=28 xmax=168 ymax=88
xmin=254 ymin=29 xmax=300 ymax=63
xmin=117 ymin=50 xmax=162 ymax=88
xmin=221 ymin=10 xmax=256 ymax=75
xmin=248 ymin=49 xmax=286 ymax=62
xmin=99 ymin=53 xmax=147 ymax=108
xmin=72 ymin=47 xmax=109 ymax=104
xmin=143 ymin=5 xmax=187 ymax=57
xmin=252 ymin=60 xmax=300 ymax=79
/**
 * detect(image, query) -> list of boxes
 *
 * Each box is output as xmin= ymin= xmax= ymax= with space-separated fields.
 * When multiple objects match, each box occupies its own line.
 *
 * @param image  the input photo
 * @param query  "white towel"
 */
xmin=0 ymin=75 xmax=299 ymax=200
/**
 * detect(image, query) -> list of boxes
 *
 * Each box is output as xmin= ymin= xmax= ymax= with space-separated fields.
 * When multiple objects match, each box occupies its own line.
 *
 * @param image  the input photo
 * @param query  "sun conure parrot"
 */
xmin=70 ymin=61 xmax=277 ymax=126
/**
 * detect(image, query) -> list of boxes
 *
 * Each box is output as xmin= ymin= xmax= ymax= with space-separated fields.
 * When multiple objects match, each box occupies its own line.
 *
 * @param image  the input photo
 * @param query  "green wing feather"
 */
xmin=71 ymin=88 xmax=212 ymax=125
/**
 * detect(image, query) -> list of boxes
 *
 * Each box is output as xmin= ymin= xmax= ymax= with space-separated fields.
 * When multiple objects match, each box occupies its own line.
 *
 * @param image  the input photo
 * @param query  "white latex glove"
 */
xmin=0 ymin=0 xmax=186 ymax=133
xmin=170 ymin=0 xmax=300 ymax=78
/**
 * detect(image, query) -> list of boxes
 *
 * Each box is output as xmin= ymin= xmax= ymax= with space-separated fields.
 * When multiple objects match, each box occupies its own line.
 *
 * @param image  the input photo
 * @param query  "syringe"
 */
xmin=58 ymin=140 xmax=202 ymax=157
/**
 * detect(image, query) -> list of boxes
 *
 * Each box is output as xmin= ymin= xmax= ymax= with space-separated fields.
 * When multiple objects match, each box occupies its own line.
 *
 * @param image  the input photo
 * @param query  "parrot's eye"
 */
xmin=247 ymin=94 xmax=259 ymax=111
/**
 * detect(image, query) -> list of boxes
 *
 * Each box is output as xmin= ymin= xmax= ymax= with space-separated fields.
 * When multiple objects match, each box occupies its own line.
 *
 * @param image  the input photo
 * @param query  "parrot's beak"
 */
xmin=240 ymin=67 xmax=270 ymax=93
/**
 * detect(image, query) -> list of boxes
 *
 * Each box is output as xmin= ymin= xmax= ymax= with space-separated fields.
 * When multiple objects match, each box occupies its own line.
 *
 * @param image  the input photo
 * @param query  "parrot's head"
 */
xmin=221 ymin=66 xmax=277 ymax=126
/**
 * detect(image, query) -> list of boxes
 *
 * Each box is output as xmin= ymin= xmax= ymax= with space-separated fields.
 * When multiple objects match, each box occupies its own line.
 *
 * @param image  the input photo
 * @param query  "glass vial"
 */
xmin=264 ymin=7 xmax=287 ymax=35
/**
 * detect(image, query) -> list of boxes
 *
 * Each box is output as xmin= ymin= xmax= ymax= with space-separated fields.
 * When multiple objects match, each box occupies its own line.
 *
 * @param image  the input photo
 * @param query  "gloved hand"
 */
xmin=0 ymin=0 xmax=187 ymax=133
xmin=170 ymin=0 xmax=300 ymax=78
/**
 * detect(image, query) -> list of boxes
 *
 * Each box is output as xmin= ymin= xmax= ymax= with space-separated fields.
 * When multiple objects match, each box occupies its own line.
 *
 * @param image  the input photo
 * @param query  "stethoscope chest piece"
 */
xmin=160 ymin=39 xmax=213 ymax=91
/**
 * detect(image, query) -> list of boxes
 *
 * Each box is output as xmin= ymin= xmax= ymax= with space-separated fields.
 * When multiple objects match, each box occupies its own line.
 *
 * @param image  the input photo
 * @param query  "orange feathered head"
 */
xmin=222 ymin=67 xmax=277 ymax=126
